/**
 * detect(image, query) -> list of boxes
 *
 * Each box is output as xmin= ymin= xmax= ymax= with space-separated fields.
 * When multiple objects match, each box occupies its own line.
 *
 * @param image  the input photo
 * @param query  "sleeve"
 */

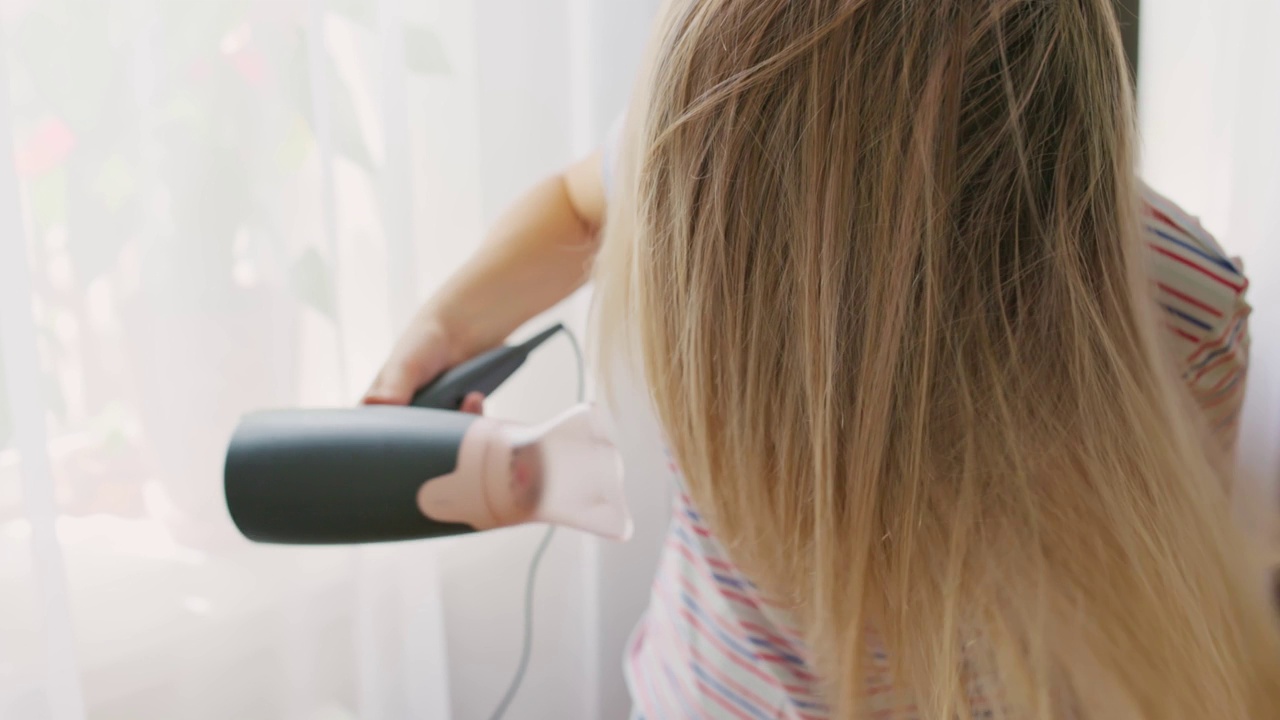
xmin=1183 ymin=292 xmax=1250 ymax=452
xmin=1140 ymin=184 xmax=1251 ymax=452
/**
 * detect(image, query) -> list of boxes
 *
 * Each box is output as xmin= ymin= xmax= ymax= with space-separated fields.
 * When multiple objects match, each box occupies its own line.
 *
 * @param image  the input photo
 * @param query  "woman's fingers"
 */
xmin=460 ymin=392 xmax=485 ymax=415
xmin=362 ymin=318 xmax=455 ymax=405
xmin=362 ymin=365 xmax=420 ymax=405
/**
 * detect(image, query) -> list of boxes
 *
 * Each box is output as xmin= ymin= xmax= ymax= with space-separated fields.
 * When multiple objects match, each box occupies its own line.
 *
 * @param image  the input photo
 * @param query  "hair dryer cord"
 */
xmin=486 ymin=323 xmax=586 ymax=720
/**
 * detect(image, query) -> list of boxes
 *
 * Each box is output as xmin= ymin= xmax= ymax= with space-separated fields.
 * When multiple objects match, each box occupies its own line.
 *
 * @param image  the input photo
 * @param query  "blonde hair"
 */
xmin=595 ymin=0 xmax=1280 ymax=717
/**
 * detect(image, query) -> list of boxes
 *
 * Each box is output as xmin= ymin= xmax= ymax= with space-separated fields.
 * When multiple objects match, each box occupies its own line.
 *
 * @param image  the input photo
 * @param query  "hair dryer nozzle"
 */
xmin=518 ymin=404 xmax=633 ymax=541
xmin=417 ymin=404 xmax=632 ymax=541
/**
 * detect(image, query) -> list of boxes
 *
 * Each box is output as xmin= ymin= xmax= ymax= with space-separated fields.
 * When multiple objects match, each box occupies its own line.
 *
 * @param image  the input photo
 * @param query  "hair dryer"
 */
xmin=224 ymin=325 xmax=632 ymax=544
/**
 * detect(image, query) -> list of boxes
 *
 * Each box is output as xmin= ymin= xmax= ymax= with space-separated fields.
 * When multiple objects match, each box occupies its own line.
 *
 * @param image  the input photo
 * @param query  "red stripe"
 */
xmin=739 ymin=620 xmax=802 ymax=656
xmin=677 ymin=606 xmax=814 ymax=698
xmin=675 ymin=517 xmax=734 ymax=570
xmin=1188 ymin=309 xmax=1250 ymax=362
xmin=667 ymin=538 xmax=761 ymax=609
xmin=674 ymin=604 xmax=779 ymax=689
xmin=648 ymin=607 xmax=711 ymax=720
xmin=1201 ymin=365 xmax=1244 ymax=396
xmin=632 ymin=650 xmax=673 ymax=720
xmin=663 ymin=578 xmax=807 ymax=693
xmin=1156 ymin=282 xmax=1223 ymax=318
xmin=692 ymin=678 xmax=756 ymax=720
xmin=666 ymin=540 xmax=750 ymax=601
xmin=1187 ymin=334 xmax=1245 ymax=372
xmin=670 ymin=515 xmax=732 ymax=566
xmin=671 ymin=509 xmax=735 ymax=574
xmin=1192 ymin=349 xmax=1238 ymax=383
xmin=1150 ymin=245 xmax=1245 ymax=292
xmin=668 ymin=675 xmax=711 ymax=720
xmin=674 ymin=572 xmax=761 ymax=642
xmin=670 ymin=563 xmax=819 ymax=681
xmin=650 ymin=584 xmax=839 ymax=717
xmin=675 ymin=614 xmax=814 ymax=691
xmin=688 ymin=643 xmax=786 ymax=714
xmin=663 ymin=526 xmax=831 ymax=704
xmin=1168 ymin=325 xmax=1200 ymax=343
xmin=633 ymin=687 xmax=663 ymax=719
xmin=671 ymin=576 xmax=817 ymax=692
xmin=1204 ymin=380 xmax=1244 ymax=409
xmin=755 ymin=651 xmax=797 ymax=665
xmin=661 ymin=658 xmax=711 ymax=720
xmin=677 ymin=498 xmax=713 ymax=530
xmin=1150 ymin=208 xmax=1197 ymax=239
xmin=705 ymin=555 xmax=735 ymax=572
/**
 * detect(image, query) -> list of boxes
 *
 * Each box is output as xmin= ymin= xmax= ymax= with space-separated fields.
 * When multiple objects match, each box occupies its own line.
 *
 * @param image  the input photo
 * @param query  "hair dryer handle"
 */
xmin=408 ymin=323 xmax=564 ymax=410
xmin=410 ymin=345 xmax=529 ymax=410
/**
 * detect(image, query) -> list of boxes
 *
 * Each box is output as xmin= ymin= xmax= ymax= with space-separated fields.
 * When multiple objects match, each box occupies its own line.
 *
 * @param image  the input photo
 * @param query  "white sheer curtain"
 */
xmin=1138 ymin=0 xmax=1280 ymax=554
xmin=9 ymin=1 xmax=1275 ymax=719
xmin=0 ymin=0 xmax=662 ymax=718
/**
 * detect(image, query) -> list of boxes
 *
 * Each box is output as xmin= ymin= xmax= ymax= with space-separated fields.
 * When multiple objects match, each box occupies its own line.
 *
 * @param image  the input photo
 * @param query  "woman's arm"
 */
xmin=364 ymin=149 xmax=609 ymax=405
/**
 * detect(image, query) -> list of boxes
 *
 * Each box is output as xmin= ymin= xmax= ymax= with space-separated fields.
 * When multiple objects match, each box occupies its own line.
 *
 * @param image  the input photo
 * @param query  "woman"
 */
xmin=368 ymin=1 xmax=1280 ymax=717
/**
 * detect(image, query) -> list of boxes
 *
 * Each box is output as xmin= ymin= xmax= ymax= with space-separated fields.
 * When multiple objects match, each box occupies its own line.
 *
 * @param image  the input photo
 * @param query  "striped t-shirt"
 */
xmin=604 ymin=134 xmax=1252 ymax=719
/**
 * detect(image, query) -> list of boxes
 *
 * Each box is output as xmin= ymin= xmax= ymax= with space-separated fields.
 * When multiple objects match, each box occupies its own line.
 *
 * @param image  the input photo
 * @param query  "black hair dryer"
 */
xmin=223 ymin=324 xmax=632 ymax=545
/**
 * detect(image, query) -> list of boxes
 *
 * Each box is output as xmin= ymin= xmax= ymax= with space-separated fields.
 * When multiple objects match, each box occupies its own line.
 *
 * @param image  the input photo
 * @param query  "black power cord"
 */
xmin=486 ymin=324 xmax=586 ymax=720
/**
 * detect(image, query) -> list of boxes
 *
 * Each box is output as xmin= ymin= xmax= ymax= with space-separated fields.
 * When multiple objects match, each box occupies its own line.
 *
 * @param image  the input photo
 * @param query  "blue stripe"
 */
xmin=678 ymin=591 xmax=759 ymax=661
xmin=746 ymin=636 xmax=806 ymax=665
xmin=637 ymin=649 xmax=665 ymax=717
xmin=672 ymin=525 xmax=696 ymax=547
xmin=1161 ymin=304 xmax=1212 ymax=331
xmin=690 ymin=664 xmax=773 ymax=720
xmin=1187 ymin=343 xmax=1230 ymax=374
xmin=660 ymin=658 xmax=703 ymax=719
xmin=712 ymin=572 xmax=745 ymax=589
xmin=1187 ymin=318 xmax=1246 ymax=373
xmin=1147 ymin=226 xmax=1240 ymax=274
xmin=792 ymin=696 xmax=829 ymax=712
xmin=672 ymin=526 xmax=754 ymax=595
xmin=672 ymin=526 xmax=704 ymax=557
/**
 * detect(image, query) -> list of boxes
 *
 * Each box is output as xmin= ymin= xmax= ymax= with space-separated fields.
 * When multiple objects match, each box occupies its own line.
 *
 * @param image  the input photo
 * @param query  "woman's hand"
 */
xmin=361 ymin=151 xmax=607 ymax=412
xmin=361 ymin=314 xmax=485 ymax=413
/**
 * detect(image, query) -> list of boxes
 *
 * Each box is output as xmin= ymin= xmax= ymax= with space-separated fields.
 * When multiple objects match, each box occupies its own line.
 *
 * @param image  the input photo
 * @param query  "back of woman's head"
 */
xmin=595 ymin=0 xmax=1280 ymax=717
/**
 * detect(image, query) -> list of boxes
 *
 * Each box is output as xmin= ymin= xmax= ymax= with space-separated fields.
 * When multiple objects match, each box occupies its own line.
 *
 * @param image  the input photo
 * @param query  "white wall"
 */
xmin=1138 ymin=0 xmax=1280 ymax=547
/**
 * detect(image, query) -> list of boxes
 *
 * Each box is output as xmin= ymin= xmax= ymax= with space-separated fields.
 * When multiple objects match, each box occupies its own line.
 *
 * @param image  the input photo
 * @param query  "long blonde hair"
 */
xmin=595 ymin=0 xmax=1280 ymax=717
